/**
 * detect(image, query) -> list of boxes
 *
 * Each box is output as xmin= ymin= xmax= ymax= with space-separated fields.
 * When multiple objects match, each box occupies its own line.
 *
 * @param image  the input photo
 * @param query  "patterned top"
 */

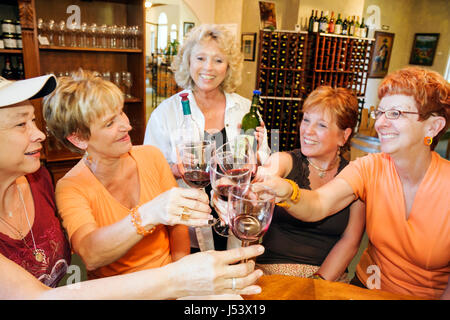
xmin=0 ymin=167 xmax=71 ymax=287
xmin=257 ymin=149 xmax=351 ymax=266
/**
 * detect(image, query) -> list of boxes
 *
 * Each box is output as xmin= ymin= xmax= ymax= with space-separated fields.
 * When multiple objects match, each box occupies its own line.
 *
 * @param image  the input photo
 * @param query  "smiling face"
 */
xmin=81 ymin=104 xmax=132 ymax=160
xmin=0 ymin=101 xmax=45 ymax=176
xmin=189 ymin=40 xmax=228 ymax=94
xmin=300 ymin=107 xmax=347 ymax=159
xmin=375 ymin=94 xmax=426 ymax=156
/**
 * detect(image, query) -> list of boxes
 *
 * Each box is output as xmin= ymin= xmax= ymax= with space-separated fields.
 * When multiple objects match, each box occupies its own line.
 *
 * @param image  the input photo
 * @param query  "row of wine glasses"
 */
xmin=37 ymin=19 xmax=140 ymax=49
xmin=176 ymin=136 xmax=276 ymax=249
xmin=48 ymin=70 xmax=133 ymax=98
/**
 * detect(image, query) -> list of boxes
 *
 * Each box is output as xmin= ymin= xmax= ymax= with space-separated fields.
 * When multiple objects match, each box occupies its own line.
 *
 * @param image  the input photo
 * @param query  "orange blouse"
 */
xmin=56 ymin=146 xmax=179 ymax=279
xmin=337 ymin=152 xmax=450 ymax=299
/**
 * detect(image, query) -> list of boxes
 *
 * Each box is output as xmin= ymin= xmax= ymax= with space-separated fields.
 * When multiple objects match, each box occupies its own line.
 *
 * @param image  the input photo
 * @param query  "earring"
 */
xmin=424 ymin=136 xmax=433 ymax=146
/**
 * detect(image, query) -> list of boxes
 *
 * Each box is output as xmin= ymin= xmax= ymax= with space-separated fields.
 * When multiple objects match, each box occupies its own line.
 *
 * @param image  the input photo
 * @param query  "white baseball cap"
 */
xmin=0 ymin=74 xmax=57 ymax=108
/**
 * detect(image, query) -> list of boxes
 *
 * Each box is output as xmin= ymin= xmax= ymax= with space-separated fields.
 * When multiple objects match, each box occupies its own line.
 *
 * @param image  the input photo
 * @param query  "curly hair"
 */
xmin=43 ymin=69 xmax=124 ymax=153
xmin=301 ymin=86 xmax=359 ymax=151
xmin=378 ymin=66 xmax=450 ymax=149
xmin=171 ymin=24 xmax=243 ymax=93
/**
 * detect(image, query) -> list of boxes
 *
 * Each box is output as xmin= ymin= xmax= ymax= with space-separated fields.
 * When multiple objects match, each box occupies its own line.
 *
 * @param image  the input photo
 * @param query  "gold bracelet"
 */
xmin=130 ymin=206 xmax=156 ymax=236
xmin=276 ymin=179 xmax=301 ymax=209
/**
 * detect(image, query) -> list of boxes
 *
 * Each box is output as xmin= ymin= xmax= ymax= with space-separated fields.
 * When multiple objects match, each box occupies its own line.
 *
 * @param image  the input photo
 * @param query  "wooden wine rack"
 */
xmin=256 ymin=30 xmax=374 ymax=152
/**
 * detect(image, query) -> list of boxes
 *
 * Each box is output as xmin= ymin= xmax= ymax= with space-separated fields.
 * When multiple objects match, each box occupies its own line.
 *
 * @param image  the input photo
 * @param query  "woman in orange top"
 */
xmin=262 ymin=67 xmax=450 ymax=299
xmin=43 ymin=70 xmax=211 ymax=279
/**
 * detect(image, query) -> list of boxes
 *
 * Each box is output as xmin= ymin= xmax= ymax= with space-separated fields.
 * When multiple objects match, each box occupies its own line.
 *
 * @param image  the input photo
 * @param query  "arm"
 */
xmin=0 ymin=245 xmax=265 ymax=299
xmin=261 ymin=176 xmax=357 ymax=222
xmin=316 ymin=200 xmax=366 ymax=281
xmin=168 ymin=224 xmax=190 ymax=261
xmin=58 ymin=185 xmax=211 ymax=271
xmin=254 ymin=151 xmax=293 ymax=181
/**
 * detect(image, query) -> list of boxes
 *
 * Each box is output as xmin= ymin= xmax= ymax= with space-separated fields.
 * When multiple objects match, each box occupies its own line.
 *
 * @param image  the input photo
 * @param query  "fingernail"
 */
xmin=257 ymin=245 xmax=265 ymax=254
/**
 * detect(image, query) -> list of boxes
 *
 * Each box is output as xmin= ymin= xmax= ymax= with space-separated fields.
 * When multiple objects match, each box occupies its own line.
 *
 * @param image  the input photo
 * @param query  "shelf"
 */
xmin=39 ymin=46 xmax=142 ymax=53
xmin=124 ymin=97 xmax=141 ymax=103
xmin=0 ymin=49 xmax=22 ymax=54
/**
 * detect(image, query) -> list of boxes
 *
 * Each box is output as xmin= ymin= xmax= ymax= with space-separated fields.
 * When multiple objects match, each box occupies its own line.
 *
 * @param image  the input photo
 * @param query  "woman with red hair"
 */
xmin=262 ymin=67 xmax=450 ymax=299
xmin=254 ymin=86 xmax=365 ymax=282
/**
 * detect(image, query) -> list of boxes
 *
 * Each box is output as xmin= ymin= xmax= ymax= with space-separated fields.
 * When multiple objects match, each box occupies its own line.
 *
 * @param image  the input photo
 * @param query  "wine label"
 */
xmin=335 ymin=24 xmax=342 ymax=34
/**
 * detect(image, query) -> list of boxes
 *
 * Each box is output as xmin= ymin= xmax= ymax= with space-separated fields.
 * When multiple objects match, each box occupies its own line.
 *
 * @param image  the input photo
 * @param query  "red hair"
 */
xmin=378 ymin=67 xmax=450 ymax=149
xmin=302 ymin=86 xmax=359 ymax=151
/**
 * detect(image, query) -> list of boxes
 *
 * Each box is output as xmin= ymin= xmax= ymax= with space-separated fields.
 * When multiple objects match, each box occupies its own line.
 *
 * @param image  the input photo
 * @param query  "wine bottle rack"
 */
xmin=256 ymin=30 xmax=374 ymax=152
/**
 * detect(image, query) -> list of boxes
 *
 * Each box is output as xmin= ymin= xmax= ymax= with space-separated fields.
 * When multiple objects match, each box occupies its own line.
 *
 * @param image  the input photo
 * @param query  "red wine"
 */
xmin=231 ymin=215 xmax=265 ymax=241
xmin=182 ymin=170 xmax=210 ymax=188
xmin=215 ymin=184 xmax=233 ymax=201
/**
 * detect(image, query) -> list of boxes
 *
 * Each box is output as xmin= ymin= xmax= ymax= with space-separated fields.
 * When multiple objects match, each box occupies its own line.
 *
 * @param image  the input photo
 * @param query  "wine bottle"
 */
xmin=328 ymin=11 xmax=335 ymax=34
xmin=342 ymin=17 xmax=348 ymax=35
xmin=335 ymin=13 xmax=342 ymax=35
xmin=2 ymin=56 xmax=14 ymax=80
xmin=349 ymin=16 xmax=355 ymax=36
xmin=308 ymin=10 xmax=315 ymax=32
xmin=360 ymin=17 xmax=367 ymax=38
xmin=313 ymin=10 xmax=319 ymax=32
xmin=241 ymin=90 xmax=263 ymax=151
xmin=178 ymin=92 xmax=202 ymax=145
xmin=319 ymin=11 xmax=328 ymax=33
xmin=355 ymin=16 xmax=361 ymax=37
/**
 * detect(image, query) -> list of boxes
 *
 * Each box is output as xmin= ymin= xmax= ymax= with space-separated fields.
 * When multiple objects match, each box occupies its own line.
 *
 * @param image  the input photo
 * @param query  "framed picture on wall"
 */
xmin=183 ymin=22 xmax=195 ymax=36
xmin=241 ymin=33 xmax=256 ymax=61
xmin=259 ymin=1 xmax=277 ymax=30
xmin=368 ymin=31 xmax=395 ymax=78
xmin=409 ymin=33 xmax=440 ymax=66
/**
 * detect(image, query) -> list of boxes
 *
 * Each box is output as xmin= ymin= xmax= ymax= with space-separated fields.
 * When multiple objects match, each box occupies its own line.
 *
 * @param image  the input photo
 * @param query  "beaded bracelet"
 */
xmin=130 ymin=206 xmax=156 ymax=236
xmin=310 ymin=272 xmax=325 ymax=280
xmin=276 ymin=179 xmax=301 ymax=209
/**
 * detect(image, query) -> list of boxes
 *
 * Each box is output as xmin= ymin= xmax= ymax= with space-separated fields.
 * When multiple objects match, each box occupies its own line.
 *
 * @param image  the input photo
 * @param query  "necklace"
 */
xmin=306 ymin=154 xmax=339 ymax=179
xmin=0 ymin=185 xmax=46 ymax=263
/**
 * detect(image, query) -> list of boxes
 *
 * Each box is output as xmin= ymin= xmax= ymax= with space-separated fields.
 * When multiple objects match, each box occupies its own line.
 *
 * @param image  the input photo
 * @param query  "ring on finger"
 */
xmin=181 ymin=206 xmax=190 ymax=221
xmin=231 ymin=277 xmax=236 ymax=291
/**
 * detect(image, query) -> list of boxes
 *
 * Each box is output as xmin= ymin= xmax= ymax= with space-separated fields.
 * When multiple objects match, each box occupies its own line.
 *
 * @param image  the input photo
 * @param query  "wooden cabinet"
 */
xmin=255 ymin=30 xmax=374 ymax=152
xmin=13 ymin=0 xmax=146 ymax=182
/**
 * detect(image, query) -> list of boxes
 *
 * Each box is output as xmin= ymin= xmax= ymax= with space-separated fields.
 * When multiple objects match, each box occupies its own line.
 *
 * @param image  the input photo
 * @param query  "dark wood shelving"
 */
xmin=0 ymin=49 xmax=22 ymax=54
xmin=39 ymin=46 xmax=142 ymax=53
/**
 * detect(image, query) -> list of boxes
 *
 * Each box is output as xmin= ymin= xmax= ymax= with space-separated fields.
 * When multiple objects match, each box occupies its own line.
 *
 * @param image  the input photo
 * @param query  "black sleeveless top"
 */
xmin=257 ymin=149 xmax=351 ymax=266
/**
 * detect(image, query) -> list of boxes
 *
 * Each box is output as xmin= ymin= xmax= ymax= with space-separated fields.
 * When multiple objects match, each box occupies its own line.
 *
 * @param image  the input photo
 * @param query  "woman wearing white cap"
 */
xmin=0 ymin=75 xmax=264 ymax=299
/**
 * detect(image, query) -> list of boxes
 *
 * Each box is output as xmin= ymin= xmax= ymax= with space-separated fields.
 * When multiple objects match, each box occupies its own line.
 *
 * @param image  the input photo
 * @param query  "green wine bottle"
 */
xmin=241 ymin=90 xmax=262 ymax=150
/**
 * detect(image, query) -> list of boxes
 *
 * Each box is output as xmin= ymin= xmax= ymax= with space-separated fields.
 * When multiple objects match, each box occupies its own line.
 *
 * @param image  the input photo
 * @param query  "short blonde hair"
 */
xmin=43 ymin=69 xmax=124 ymax=153
xmin=171 ymin=24 xmax=243 ymax=93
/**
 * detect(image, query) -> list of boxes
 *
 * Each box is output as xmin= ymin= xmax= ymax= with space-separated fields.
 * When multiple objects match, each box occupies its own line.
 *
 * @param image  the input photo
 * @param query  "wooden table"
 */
xmin=244 ymin=275 xmax=426 ymax=300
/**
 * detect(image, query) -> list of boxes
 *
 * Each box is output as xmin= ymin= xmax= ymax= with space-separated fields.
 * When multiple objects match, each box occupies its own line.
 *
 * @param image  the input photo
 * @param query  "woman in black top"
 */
xmin=255 ymin=86 xmax=366 ymax=282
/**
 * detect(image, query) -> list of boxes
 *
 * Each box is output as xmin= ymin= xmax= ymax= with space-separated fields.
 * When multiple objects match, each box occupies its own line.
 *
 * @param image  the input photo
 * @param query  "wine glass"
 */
xmin=123 ymin=72 xmax=133 ymax=98
xmin=57 ymin=20 xmax=66 ymax=47
xmin=227 ymin=184 xmax=275 ymax=260
xmin=210 ymin=152 xmax=252 ymax=237
xmin=176 ymin=140 xmax=215 ymax=189
xmin=216 ymin=135 xmax=258 ymax=180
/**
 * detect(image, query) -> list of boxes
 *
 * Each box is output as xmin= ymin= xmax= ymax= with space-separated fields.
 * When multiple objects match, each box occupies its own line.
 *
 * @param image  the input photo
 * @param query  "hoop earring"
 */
xmin=424 ymin=136 xmax=433 ymax=146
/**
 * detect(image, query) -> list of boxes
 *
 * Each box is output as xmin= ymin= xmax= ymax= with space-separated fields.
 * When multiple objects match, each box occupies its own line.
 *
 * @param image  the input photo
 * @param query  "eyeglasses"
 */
xmin=370 ymin=109 xmax=420 ymax=120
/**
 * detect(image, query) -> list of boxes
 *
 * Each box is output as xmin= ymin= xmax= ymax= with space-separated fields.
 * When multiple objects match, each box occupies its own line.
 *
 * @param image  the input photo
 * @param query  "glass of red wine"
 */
xmin=216 ymin=135 xmax=258 ymax=180
xmin=227 ymin=184 xmax=275 ymax=260
xmin=176 ymin=140 xmax=215 ymax=189
xmin=210 ymin=152 xmax=252 ymax=237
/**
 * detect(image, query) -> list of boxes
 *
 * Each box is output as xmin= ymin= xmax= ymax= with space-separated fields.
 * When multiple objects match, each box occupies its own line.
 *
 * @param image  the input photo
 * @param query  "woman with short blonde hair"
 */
xmin=44 ymin=70 xmax=123 ymax=153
